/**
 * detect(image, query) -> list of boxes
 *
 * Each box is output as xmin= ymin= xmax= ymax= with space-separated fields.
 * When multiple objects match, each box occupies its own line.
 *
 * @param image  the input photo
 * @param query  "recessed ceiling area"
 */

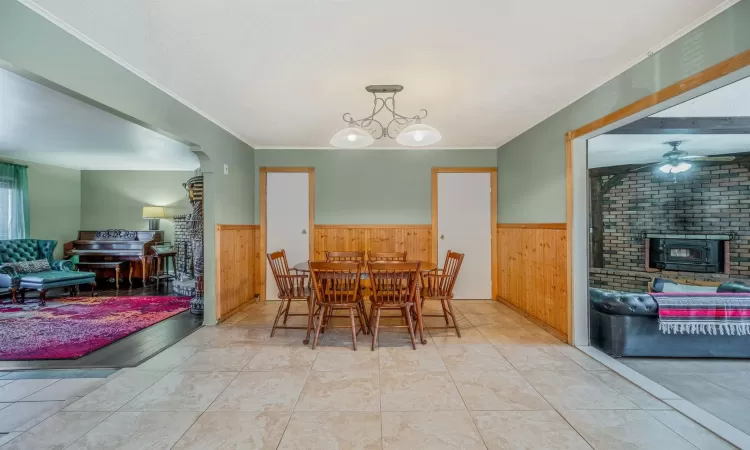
xmin=24 ymin=0 xmax=731 ymax=149
xmin=588 ymin=75 xmax=750 ymax=168
xmin=0 ymin=67 xmax=199 ymax=171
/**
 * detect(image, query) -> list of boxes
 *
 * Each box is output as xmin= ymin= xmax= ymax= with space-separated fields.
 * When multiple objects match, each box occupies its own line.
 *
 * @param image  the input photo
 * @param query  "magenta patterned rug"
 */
xmin=0 ymin=295 xmax=191 ymax=360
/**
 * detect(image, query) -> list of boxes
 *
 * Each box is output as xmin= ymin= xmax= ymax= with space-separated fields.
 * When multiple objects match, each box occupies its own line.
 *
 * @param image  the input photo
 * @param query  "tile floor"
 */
xmin=621 ymin=356 xmax=750 ymax=436
xmin=0 ymin=300 xmax=735 ymax=449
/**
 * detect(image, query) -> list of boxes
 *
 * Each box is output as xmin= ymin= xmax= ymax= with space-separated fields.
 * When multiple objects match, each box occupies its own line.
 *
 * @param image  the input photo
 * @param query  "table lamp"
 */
xmin=142 ymin=206 xmax=167 ymax=230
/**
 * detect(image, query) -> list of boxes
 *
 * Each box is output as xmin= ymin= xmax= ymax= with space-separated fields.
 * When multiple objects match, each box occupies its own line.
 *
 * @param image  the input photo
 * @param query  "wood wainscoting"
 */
xmin=215 ymin=224 xmax=261 ymax=321
xmin=313 ymin=225 xmax=432 ymax=262
xmin=496 ymin=223 xmax=568 ymax=336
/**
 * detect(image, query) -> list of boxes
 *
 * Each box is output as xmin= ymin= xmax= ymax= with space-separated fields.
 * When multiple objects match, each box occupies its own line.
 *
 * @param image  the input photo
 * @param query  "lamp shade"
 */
xmin=330 ymin=126 xmax=375 ymax=149
xmin=142 ymin=206 xmax=167 ymax=219
xmin=396 ymin=123 xmax=442 ymax=147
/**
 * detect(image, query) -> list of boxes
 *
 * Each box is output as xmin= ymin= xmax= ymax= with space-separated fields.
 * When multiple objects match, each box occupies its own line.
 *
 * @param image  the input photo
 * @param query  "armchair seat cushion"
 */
xmin=20 ymin=270 xmax=95 ymax=284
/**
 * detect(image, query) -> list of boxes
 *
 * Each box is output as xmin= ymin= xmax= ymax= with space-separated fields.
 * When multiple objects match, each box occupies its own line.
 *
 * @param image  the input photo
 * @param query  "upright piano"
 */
xmin=64 ymin=229 xmax=164 ymax=282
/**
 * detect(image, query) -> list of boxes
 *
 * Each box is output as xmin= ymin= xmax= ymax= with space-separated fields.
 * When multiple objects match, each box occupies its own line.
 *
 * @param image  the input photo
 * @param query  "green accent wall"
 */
xmin=497 ymin=1 xmax=750 ymax=223
xmin=255 ymin=149 xmax=497 ymax=224
xmin=0 ymin=158 xmax=81 ymax=260
xmin=80 ymin=171 xmax=194 ymax=244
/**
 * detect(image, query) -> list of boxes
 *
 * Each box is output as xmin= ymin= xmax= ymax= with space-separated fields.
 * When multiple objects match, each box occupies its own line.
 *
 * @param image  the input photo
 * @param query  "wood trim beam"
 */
xmin=216 ymin=224 xmax=260 ymax=230
xmin=496 ymin=223 xmax=566 ymax=229
xmin=565 ymin=139 xmax=573 ymax=344
xmin=433 ymin=167 xmax=498 ymax=173
xmin=316 ymin=224 xmax=430 ymax=229
xmin=606 ymin=116 xmax=750 ymax=135
xmin=568 ymin=49 xmax=750 ymax=140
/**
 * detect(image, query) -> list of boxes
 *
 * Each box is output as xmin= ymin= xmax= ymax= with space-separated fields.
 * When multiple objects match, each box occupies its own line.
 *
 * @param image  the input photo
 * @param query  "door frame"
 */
xmin=259 ymin=166 xmax=315 ymax=301
xmin=564 ymin=49 xmax=750 ymax=345
xmin=431 ymin=167 xmax=498 ymax=299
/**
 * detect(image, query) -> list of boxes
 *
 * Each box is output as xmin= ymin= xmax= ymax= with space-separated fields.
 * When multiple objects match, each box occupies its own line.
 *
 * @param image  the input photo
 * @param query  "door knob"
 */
xmin=302 ymin=229 xmax=307 ymax=235
xmin=439 ymin=234 xmax=445 ymax=240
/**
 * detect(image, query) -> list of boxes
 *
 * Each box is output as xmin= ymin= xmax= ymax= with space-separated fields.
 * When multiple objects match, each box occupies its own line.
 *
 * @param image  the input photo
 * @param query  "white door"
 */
xmin=437 ymin=172 xmax=492 ymax=299
xmin=266 ymin=172 xmax=310 ymax=301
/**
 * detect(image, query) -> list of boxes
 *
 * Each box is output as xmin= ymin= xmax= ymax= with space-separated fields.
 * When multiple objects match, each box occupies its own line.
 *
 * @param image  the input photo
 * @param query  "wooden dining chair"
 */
xmin=368 ymin=251 xmax=407 ymax=261
xmin=420 ymin=250 xmax=465 ymax=337
xmin=309 ymin=261 xmax=369 ymax=350
xmin=368 ymin=261 xmax=421 ymax=350
xmin=267 ymin=250 xmax=314 ymax=344
xmin=325 ymin=251 xmax=365 ymax=262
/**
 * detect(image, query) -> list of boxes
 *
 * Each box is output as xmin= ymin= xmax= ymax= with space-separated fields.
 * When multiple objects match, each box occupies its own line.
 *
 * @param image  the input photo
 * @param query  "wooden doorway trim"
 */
xmin=259 ymin=167 xmax=315 ymax=301
xmin=431 ymin=167 xmax=498 ymax=299
xmin=564 ymin=49 xmax=750 ymax=344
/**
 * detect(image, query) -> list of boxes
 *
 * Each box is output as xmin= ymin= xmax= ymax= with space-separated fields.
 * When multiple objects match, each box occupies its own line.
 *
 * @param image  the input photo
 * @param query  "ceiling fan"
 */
xmin=633 ymin=141 xmax=735 ymax=174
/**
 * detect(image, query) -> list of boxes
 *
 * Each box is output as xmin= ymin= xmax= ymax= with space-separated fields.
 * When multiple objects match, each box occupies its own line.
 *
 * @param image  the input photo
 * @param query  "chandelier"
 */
xmin=330 ymin=85 xmax=441 ymax=148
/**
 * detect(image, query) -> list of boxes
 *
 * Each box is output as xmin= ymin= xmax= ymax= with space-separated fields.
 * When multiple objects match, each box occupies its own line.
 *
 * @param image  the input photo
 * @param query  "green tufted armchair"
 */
xmin=0 ymin=239 xmax=96 ymax=305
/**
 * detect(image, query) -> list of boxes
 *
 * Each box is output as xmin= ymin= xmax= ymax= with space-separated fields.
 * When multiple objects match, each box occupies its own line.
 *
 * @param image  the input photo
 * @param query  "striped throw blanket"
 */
xmin=654 ymin=292 xmax=750 ymax=335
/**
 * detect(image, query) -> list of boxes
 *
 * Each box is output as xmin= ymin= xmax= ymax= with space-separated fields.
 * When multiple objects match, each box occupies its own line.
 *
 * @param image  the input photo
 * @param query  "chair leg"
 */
xmin=270 ymin=299 xmax=286 ymax=338
xmin=441 ymin=299 xmax=451 ymax=325
xmin=312 ymin=305 xmax=326 ymax=350
xmin=404 ymin=306 xmax=417 ymax=350
xmin=371 ymin=308 xmax=381 ymax=351
xmin=446 ymin=299 xmax=461 ymax=338
xmin=10 ymin=287 xmax=17 ymax=304
xmin=349 ymin=306 xmax=357 ymax=351
xmin=89 ymin=281 xmax=97 ymax=296
xmin=283 ymin=299 xmax=291 ymax=324
xmin=39 ymin=289 xmax=48 ymax=307
xmin=303 ymin=296 xmax=313 ymax=345
xmin=357 ymin=301 xmax=369 ymax=335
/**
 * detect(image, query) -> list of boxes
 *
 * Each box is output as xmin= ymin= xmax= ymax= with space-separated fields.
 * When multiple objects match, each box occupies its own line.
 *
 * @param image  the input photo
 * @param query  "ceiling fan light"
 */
xmin=675 ymin=162 xmax=691 ymax=173
xmin=396 ymin=123 xmax=442 ymax=147
xmin=659 ymin=164 xmax=673 ymax=174
xmin=330 ymin=126 xmax=374 ymax=149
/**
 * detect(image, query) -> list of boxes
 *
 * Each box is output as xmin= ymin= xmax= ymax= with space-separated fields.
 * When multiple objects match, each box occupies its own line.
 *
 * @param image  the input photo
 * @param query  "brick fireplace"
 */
xmin=589 ymin=162 xmax=750 ymax=292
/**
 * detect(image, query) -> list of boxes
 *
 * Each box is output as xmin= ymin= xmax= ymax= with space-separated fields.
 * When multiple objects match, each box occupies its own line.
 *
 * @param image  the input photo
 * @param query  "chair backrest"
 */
xmin=325 ymin=251 xmax=364 ymax=262
xmin=309 ymin=261 xmax=362 ymax=304
xmin=423 ymin=250 xmax=465 ymax=297
xmin=368 ymin=261 xmax=420 ymax=305
xmin=267 ymin=250 xmax=294 ymax=298
xmin=368 ymin=251 xmax=407 ymax=262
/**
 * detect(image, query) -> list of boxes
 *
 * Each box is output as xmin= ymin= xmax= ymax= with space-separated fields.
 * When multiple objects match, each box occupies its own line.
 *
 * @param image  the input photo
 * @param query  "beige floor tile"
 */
xmin=477 ymin=326 xmax=556 ymax=346
xmin=472 ymin=410 xmax=592 ymax=450
xmin=0 ymin=381 xmax=11 ymax=388
xmin=554 ymin=346 xmax=608 ymax=371
xmin=0 ymin=412 xmax=110 ymax=450
xmin=452 ymin=370 xmax=552 ymax=411
xmin=560 ymin=409 xmax=697 ymax=450
xmin=295 ymin=372 xmax=380 ymax=412
xmin=430 ymin=328 xmax=490 ymax=345
xmin=453 ymin=301 xmax=512 ymax=315
xmin=0 ymin=403 xmax=11 ymax=411
xmin=244 ymin=347 xmax=318 ymax=372
xmin=591 ymin=371 xmax=670 ymax=410
xmin=136 ymin=346 xmax=199 ymax=371
xmin=263 ymin=329 xmax=311 ymax=347
xmin=172 ymin=411 xmax=289 ymax=450
xmin=122 ymin=371 xmax=237 ymax=412
xmin=65 ymin=411 xmax=200 ymax=450
xmin=646 ymin=410 xmax=736 ymax=450
xmin=0 ymin=432 xmax=21 ymax=446
xmin=278 ymin=411 xmax=381 ymax=449
xmin=379 ymin=347 xmax=447 ymax=372
xmin=375 ymin=330 xmax=435 ymax=349
xmin=311 ymin=350 xmax=379 ymax=372
xmin=522 ymin=370 xmax=637 ymax=410
xmin=173 ymin=347 xmax=258 ymax=372
xmin=209 ymin=371 xmax=307 ymax=411
xmin=463 ymin=313 xmax=526 ymax=328
xmin=380 ymin=371 xmax=464 ymax=411
xmin=23 ymin=378 xmax=106 ymax=402
xmin=495 ymin=345 xmax=582 ymax=371
xmin=437 ymin=344 xmax=513 ymax=373
xmin=0 ymin=379 xmax=59 ymax=402
xmin=382 ymin=410 xmax=485 ymax=450
xmin=0 ymin=401 xmax=67 ymax=432
xmin=65 ymin=370 xmax=167 ymax=412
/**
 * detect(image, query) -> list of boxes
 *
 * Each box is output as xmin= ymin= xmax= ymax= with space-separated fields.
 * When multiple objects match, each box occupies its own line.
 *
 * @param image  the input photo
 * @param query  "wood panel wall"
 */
xmin=215 ymin=224 xmax=260 ymax=321
xmin=496 ymin=224 xmax=568 ymax=336
xmin=313 ymin=225 xmax=432 ymax=262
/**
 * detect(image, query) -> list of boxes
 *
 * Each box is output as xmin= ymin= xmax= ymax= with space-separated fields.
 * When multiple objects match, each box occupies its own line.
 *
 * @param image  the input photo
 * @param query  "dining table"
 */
xmin=292 ymin=260 xmax=437 ymax=345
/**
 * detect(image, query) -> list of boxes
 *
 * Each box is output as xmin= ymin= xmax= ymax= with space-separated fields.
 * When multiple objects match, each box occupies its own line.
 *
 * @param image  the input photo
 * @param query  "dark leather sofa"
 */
xmin=589 ymin=282 xmax=750 ymax=358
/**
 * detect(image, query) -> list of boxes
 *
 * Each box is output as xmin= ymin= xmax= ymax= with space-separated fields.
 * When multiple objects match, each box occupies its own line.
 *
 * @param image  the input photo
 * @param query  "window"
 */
xmin=0 ymin=176 xmax=13 ymax=240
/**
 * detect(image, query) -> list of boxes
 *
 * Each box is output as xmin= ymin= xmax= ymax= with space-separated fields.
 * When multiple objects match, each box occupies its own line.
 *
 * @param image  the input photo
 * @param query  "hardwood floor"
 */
xmin=0 ymin=281 xmax=203 ymax=371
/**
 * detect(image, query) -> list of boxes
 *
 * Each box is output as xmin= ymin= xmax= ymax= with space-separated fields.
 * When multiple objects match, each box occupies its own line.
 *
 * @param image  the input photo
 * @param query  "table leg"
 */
xmin=141 ymin=256 xmax=147 ymax=286
xmin=115 ymin=266 xmax=120 ymax=289
xmin=413 ymin=287 xmax=427 ymax=345
xmin=128 ymin=263 xmax=133 ymax=285
xmin=156 ymin=257 xmax=161 ymax=290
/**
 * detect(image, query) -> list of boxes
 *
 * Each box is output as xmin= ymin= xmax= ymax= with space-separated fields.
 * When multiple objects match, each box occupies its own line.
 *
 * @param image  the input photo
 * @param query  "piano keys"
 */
xmin=64 ymin=229 xmax=164 ymax=283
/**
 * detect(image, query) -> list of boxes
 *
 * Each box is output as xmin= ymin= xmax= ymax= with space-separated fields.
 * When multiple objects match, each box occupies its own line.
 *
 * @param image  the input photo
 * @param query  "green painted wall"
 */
xmin=0 ymin=158 xmax=81 ymax=259
xmin=255 ymin=149 xmax=497 ymax=224
xmin=80 ymin=171 xmax=194 ymax=244
xmin=497 ymin=1 xmax=750 ymax=223
xmin=0 ymin=1 xmax=256 ymax=323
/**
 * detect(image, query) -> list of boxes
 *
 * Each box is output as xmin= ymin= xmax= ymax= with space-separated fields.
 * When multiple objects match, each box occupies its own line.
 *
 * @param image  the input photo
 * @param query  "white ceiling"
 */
xmin=23 ymin=0 xmax=731 ymax=149
xmin=589 ymin=74 xmax=750 ymax=168
xmin=0 ymin=68 xmax=199 ymax=171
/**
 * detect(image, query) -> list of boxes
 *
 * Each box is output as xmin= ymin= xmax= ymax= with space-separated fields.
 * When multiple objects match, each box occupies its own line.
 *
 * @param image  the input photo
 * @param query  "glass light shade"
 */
xmin=396 ymin=123 xmax=442 ymax=147
xmin=659 ymin=162 xmax=691 ymax=174
xmin=142 ymin=206 xmax=167 ymax=218
xmin=330 ymin=127 xmax=374 ymax=149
